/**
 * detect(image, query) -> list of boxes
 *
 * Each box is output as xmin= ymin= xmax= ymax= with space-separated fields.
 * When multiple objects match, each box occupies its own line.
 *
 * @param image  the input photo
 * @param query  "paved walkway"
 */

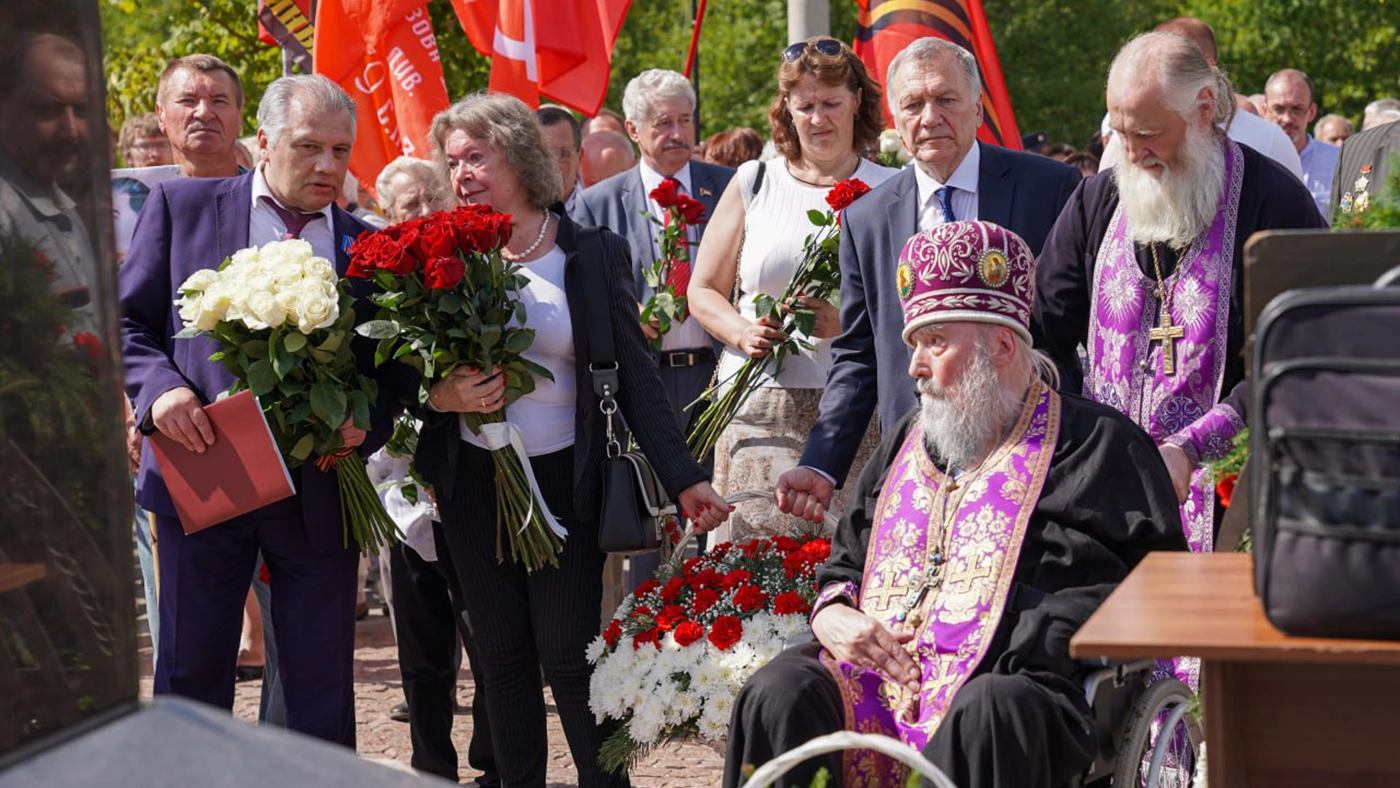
xmin=137 ymin=604 xmax=725 ymax=786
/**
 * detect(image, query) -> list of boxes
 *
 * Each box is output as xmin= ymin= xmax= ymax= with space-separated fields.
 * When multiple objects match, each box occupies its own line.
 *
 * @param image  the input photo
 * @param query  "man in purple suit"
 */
xmin=119 ymin=74 xmax=402 ymax=746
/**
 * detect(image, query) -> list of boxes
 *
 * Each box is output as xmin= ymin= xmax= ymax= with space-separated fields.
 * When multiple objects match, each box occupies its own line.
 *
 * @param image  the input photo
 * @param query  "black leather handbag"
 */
xmin=1251 ymin=271 xmax=1400 ymax=639
xmin=578 ymin=227 xmax=678 ymax=555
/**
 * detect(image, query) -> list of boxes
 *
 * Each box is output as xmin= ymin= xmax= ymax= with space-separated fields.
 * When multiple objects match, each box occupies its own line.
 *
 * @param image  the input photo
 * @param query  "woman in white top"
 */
xmin=689 ymin=38 xmax=896 ymax=542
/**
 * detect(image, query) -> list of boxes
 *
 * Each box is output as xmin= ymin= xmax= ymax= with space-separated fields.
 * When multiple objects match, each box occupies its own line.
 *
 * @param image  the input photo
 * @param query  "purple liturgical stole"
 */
xmin=1083 ymin=139 xmax=1247 ymax=556
xmin=819 ymin=381 xmax=1060 ymax=786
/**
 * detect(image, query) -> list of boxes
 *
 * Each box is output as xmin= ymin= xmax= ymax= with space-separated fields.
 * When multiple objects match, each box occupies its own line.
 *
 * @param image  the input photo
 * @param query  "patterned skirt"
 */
xmin=709 ymin=386 xmax=880 ymax=545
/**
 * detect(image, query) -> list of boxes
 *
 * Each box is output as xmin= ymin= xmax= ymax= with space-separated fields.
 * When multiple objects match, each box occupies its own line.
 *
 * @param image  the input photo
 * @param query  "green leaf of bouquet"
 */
xmin=350 ymin=389 xmax=371 ymax=429
xmin=753 ymin=293 xmax=776 ymax=319
xmin=290 ymin=433 xmax=315 ymax=462
xmin=806 ymin=209 xmax=830 ymax=226
xmin=439 ymin=293 xmax=464 ymax=314
xmin=518 ymin=357 xmax=554 ymax=382
xmin=310 ymin=380 xmax=348 ymax=426
xmin=243 ymin=339 xmax=269 ymax=359
xmin=173 ymin=326 xmax=203 ymax=339
xmin=272 ymin=346 xmax=296 ymax=380
xmin=282 ymin=332 xmax=307 ymax=354
xmin=503 ymin=330 xmax=532 ymax=355
xmin=247 ymin=359 xmax=277 ymax=397
xmin=478 ymin=324 xmax=501 ymax=351
xmin=392 ymin=341 xmax=416 ymax=360
xmin=287 ymin=400 xmax=312 ymax=424
xmin=793 ymin=311 xmax=816 ymax=337
xmin=355 ymin=319 xmax=402 ymax=340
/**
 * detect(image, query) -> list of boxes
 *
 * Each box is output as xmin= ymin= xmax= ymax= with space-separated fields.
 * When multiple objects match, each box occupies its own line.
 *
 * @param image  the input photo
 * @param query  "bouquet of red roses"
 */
xmin=349 ymin=205 xmax=565 ymax=571
xmin=687 ymin=178 xmax=872 ymax=459
xmin=587 ymin=533 xmax=831 ymax=773
xmin=639 ymin=179 xmax=707 ymax=348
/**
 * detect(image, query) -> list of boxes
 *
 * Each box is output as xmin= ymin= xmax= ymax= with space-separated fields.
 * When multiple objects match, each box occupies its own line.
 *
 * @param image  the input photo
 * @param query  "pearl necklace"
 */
xmin=501 ymin=212 xmax=553 ymax=261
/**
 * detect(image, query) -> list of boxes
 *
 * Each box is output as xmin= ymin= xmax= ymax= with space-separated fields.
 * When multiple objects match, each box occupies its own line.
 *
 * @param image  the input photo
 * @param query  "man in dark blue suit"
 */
xmin=119 ymin=75 xmax=400 ymax=746
xmin=777 ymin=38 xmax=1081 ymax=520
xmin=575 ymin=68 xmax=733 ymax=588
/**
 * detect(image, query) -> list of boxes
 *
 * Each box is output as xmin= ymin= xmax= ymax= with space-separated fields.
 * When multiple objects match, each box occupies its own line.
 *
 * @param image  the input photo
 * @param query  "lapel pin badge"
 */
xmin=700 ymin=187 xmax=713 ymax=198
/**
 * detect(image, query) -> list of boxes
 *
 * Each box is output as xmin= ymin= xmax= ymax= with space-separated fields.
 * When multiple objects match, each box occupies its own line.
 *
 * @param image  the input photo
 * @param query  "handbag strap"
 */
xmin=578 ymin=226 xmax=624 ymax=457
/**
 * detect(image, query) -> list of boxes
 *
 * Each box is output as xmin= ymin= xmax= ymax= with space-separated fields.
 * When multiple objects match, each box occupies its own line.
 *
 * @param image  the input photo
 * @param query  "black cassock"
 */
xmin=1032 ymin=142 xmax=1326 ymax=414
xmin=723 ymin=393 xmax=1187 ymax=788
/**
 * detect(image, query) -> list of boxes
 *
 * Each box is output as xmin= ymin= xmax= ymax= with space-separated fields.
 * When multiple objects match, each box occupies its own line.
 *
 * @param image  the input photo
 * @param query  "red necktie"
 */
xmin=661 ymin=178 xmax=691 ymax=306
xmin=261 ymin=196 xmax=320 ymax=239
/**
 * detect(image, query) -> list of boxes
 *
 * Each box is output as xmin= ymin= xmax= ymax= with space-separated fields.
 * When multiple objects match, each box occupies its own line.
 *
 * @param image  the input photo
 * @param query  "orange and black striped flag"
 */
xmin=853 ymin=0 xmax=1022 ymax=149
xmin=258 ymin=0 xmax=315 ymax=71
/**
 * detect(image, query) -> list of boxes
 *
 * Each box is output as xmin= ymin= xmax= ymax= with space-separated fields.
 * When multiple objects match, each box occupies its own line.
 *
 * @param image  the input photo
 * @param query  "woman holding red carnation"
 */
xmin=688 ymin=38 xmax=897 ymax=542
xmin=412 ymin=92 xmax=731 ymax=788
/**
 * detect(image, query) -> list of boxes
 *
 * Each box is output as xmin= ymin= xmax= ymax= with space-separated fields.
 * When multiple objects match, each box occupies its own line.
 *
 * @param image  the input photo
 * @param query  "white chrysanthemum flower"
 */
xmin=585 ymin=637 xmax=606 ymax=665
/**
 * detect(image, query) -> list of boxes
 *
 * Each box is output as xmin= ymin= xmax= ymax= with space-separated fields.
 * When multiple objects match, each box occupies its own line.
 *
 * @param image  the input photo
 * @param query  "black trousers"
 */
xmin=724 ymin=641 xmax=1096 ymax=788
xmin=387 ymin=528 xmax=497 ymax=783
xmin=438 ymin=444 xmax=627 ymax=788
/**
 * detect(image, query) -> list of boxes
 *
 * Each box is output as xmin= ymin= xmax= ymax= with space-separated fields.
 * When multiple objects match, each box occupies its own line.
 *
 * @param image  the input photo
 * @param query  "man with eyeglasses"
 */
xmin=1264 ymin=68 xmax=1338 ymax=222
xmin=776 ymin=37 xmax=1080 ymax=524
xmin=535 ymin=105 xmax=584 ymax=217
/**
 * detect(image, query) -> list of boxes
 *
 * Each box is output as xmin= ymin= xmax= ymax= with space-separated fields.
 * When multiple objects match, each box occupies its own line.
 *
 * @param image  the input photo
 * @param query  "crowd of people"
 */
xmin=6 ymin=6 xmax=1398 ymax=787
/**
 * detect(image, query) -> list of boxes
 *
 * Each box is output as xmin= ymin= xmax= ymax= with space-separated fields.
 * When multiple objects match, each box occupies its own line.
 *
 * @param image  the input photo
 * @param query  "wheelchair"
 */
xmin=1072 ymin=659 xmax=1203 ymax=787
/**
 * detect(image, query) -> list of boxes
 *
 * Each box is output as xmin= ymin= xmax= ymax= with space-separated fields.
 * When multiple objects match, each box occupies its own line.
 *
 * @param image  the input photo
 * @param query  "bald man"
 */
xmin=580 ymin=129 xmax=635 ymax=187
xmin=1264 ymin=68 xmax=1339 ymax=220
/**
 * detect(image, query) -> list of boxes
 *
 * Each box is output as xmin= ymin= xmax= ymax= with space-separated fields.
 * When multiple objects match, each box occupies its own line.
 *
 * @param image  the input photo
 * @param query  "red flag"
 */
xmin=258 ymin=0 xmax=315 ymax=71
xmin=853 ymin=0 xmax=1021 ymax=149
xmin=312 ymin=0 xmax=451 ymax=198
xmin=450 ymin=0 xmax=630 ymax=115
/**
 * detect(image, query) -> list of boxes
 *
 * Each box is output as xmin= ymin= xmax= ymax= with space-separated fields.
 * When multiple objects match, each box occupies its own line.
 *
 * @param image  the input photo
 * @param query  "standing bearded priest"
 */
xmin=724 ymin=221 xmax=1187 ymax=788
xmin=1034 ymin=31 xmax=1324 ymax=554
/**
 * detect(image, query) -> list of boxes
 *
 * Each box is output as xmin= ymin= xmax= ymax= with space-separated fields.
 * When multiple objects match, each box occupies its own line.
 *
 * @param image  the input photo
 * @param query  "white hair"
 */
xmin=257 ymin=74 xmax=356 ymax=146
xmin=886 ymin=37 xmax=981 ymax=115
xmin=1108 ymin=32 xmax=1235 ymax=133
xmin=375 ymin=156 xmax=440 ymax=208
xmin=1363 ymin=98 xmax=1400 ymax=129
xmin=621 ymin=69 xmax=696 ymax=124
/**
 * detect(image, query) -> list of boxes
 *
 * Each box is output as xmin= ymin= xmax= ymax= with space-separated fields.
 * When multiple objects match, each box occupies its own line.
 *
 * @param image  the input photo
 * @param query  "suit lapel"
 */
xmin=621 ymin=167 xmax=656 ymax=268
xmin=977 ymin=143 xmax=1014 ymax=230
xmin=885 ymin=168 xmax=920 ymax=262
xmin=215 ymin=173 xmax=254 ymax=264
xmin=331 ymin=207 xmax=367 ymax=276
xmin=692 ymin=163 xmax=723 ymax=216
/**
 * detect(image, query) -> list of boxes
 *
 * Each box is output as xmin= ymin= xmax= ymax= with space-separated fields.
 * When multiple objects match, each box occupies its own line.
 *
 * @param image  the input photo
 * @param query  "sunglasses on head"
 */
xmin=783 ymin=38 xmax=843 ymax=62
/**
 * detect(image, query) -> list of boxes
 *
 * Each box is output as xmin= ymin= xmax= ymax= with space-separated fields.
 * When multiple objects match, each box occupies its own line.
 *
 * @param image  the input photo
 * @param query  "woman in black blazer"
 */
xmin=414 ymin=92 xmax=731 ymax=788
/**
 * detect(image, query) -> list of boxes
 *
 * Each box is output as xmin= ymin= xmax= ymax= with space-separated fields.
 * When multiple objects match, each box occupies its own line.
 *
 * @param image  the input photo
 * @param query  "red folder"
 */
xmin=148 ymin=390 xmax=296 ymax=534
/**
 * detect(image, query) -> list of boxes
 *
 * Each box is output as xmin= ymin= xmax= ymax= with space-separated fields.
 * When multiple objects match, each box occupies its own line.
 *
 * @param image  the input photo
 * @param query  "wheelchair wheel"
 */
xmin=1111 ymin=677 xmax=1202 ymax=787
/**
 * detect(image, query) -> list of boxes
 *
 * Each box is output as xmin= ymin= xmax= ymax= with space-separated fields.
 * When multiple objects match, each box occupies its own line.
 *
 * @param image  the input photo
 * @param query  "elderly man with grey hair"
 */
xmin=776 ymin=37 xmax=1079 ymax=524
xmin=1363 ymin=97 xmax=1400 ymax=130
xmin=1035 ymin=32 xmax=1323 ymax=558
xmin=575 ymin=68 xmax=734 ymax=588
xmin=119 ymin=73 xmax=411 ymax=747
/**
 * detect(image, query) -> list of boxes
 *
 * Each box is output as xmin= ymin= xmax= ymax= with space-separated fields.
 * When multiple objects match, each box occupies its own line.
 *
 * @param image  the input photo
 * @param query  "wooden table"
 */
xmin=1071 ymin=552 xmax=1400 ymax=788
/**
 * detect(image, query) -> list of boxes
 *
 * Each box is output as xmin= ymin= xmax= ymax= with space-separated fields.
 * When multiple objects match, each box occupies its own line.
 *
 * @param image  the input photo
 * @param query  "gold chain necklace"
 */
xmin=1147 ymin=243 xmax=1185 ymax=376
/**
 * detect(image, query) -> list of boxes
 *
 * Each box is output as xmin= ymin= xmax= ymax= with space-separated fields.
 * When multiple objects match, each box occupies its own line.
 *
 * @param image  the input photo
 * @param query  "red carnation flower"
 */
xmin=635 ymin=579 xmax=661 ymax=598
xmin=774 ymin=536 xmax=802 ymax=554
xmin=423 ymin=255 xmax=465 ymax=290
xmin=800 ymin=539 xmax=831 ymax=563
xmin=72 ymin=332 xmax=102 ymax=363
xmin=721 ymin=569 xmax=752 ymax=590
xmin=660 ymin=576 xmax=686 ymax=604
xmin=733 ymin=584 xmax=768 ymax=613
xmin=633 ymin=627 xmax=662 ymax=650
xmin=655 ymin=604 xmax=687 ymax=632
xmin=603 ymin=619 xmax=622 ymax=648
xmin=673 ymin=620 xmax=705 ymax=647
xmin=650 ymin=179 xmax=681 ymax=208
xmin=632 ymin=605 xmax=654 ymax=620
xmin=773 ymin=591 xmax=810 ymax=615
xmin=825 ymin=178 xmax=872 ymax=212
xmin=415 ymin=218 xmax=459 ymax=260
xmin=691 ymin=588 xmax=722 ymax=616
xmin=708 ymin=615 xmax=743 ymax=651
xmin=676 ymin=194 xmax=706 ymax=224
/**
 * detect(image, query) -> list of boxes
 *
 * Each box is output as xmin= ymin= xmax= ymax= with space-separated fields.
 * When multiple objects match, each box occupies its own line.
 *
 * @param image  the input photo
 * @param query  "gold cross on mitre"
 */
xmin=1148 ymin=305 xmax=1185 ymax=375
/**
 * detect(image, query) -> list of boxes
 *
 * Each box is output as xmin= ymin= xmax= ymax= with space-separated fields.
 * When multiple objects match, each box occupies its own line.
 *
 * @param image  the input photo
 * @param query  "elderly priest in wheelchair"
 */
xmin=723 ymin=221 xmax=1189 ymax=788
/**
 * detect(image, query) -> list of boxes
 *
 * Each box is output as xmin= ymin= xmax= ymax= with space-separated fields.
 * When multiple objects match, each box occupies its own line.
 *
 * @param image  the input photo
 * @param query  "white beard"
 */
xmin=1115 ymin=125 xmax=1226 ymax=250
xmin=917 ymin=346 xmax=1024 ymax=470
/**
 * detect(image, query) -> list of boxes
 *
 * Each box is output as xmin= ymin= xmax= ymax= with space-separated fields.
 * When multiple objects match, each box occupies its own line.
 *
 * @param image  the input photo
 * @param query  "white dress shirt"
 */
xmin=637 ymin=160 xmax=708 ymax=351
xmin=250 ymin=165 xmax=336 ymax=262
xmin=914 ymin=142 xmax=982 ymax=230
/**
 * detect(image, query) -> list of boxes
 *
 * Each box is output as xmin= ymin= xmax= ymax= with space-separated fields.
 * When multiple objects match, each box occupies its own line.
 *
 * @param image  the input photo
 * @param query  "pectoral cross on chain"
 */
xmin=1148 ymin=305 xmax=1185 ymax=376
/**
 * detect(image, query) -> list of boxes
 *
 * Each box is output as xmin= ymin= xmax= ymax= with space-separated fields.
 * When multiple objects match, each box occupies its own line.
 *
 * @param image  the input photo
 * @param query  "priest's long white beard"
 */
xmin=917 ymin=344 xmax=1024 ymax=470
xmin=1115 ymin=125 xmax=1225 ymax=250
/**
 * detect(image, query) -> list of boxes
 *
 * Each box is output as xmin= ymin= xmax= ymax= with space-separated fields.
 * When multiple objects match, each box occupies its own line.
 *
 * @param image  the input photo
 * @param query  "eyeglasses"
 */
xmin=550 ymin=146 xmax=579 ymax=162
xmin=783 ymin=38 xmax=843 ymax=62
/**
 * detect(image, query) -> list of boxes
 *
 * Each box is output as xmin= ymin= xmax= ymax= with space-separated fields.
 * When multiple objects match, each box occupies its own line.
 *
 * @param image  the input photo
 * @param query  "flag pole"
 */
xmin=685 ymin=0 xmax=708 ymax=133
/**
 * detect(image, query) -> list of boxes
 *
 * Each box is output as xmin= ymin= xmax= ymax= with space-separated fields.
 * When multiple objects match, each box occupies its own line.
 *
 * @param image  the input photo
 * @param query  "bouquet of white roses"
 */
xmin=588 ymin=534 xmax=831 ymax=773
xmin=175 ymin=238 xmax=397 ymax=554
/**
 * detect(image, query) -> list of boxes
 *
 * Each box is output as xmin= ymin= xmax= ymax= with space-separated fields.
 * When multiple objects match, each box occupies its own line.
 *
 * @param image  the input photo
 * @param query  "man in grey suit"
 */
xmin=777 ymin=38 xmax=1082 ymax=521
xmin=575 ymin=68 xmax=733 ymax=588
